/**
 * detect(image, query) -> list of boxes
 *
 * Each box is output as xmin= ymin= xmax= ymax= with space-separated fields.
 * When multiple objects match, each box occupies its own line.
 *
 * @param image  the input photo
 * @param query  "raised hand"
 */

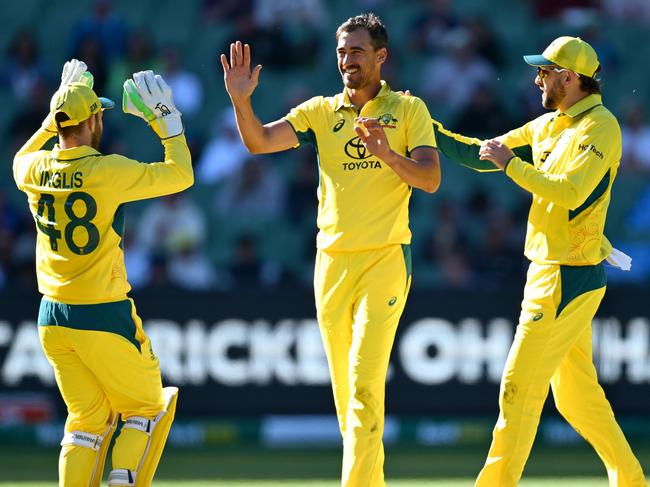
xmin=220 ymin=41 xmax=263 ymax=102
xmin=479 ymin=139 xmax=515 ymax=170
xmin=43 ymin=59 xmax=95 ymax=133
xmin=60 ymin=59 xmax=93 ymax=88
xmin=354 ymin=117 xmax=394 ymax=161
xmin=123 ymin=70 xmax=183 ymax=139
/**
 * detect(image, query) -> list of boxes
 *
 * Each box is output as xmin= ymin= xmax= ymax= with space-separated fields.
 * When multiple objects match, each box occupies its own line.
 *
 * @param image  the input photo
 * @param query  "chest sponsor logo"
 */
xmin=342 ymin=161 xmax=382 ymax=170
xmin=333 ymin=119 xmax=345 ymax=132
xmin=344 ymin=136 xmax=370 ymax=159
xmin=578 ymin=143 xmax=604 ymax=159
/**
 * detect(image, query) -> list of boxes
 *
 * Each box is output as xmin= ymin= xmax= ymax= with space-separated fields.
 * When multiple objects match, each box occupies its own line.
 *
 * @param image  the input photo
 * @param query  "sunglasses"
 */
xmin=536 ymin=66 xmax=571 ymax=79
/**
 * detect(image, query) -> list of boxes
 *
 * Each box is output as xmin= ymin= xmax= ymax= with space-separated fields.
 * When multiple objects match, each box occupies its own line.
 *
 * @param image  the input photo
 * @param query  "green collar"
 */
xmin=51 ymin=144 xmax=101 ymax=161
xmin=563 ymin=94 xmax=602 ymax=118
xmin=335 ymin=80 xmax=392 ymax=111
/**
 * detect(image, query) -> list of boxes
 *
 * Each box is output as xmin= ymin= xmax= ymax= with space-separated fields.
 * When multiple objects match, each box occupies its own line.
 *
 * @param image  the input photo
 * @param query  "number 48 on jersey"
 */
xmin=36 ymin=192 xmax=100 ymax=255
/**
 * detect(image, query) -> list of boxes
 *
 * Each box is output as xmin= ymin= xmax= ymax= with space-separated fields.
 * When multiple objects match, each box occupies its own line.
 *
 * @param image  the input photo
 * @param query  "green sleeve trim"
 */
xmin=512 ymin=144 xmax=533 ymax=163
xmin=433 ymin=123 xmax=489 ymax=170
xmin=38 ymin=298 xmax=140 ymax=352
xmin=433 ymin=122 xmax=533 ymax=173
xmin=557 ymin=263 xmax=606 ymax=318
xmin=401 ymin=243 xmax=412 ymax=291
xmin=112 ymin=204 xmax=125 ymax=250
xmin=568 ymin=169 xmax=610 ymax=221
xmin=406 ymin=145 xmax=437 ymax=158
xmin=285 ymin=120 xmax=317 ymax=149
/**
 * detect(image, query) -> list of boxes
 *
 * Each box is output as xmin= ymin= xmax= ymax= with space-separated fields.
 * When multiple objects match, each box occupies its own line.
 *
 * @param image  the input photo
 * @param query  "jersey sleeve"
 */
xmin=405 ymin=97 xmax=437 ymax=153
xmin=432 ymin=118 xmax=536 ymax=173
xmin=505 ymin=117 xmax=619 ymax=210
xmin=283 ymin=97 xmax=320 ymax=148
xmin=104 ymin=133 xmax=194 ymax=203
xmin=13 ymin=128 xmax=57 ymax=191
xmin=432 ymin=119 xmax=498 ymax=172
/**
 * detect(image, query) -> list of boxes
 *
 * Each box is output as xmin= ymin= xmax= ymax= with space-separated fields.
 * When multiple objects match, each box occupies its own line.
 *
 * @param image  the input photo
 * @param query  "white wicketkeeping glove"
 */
xmin=60 ymin=58 xmax=94 ymax=88
xmin=43 ymin=59 xmax=94 ymax=132
xmin=122 ymin=70 xmax=183 ymax=139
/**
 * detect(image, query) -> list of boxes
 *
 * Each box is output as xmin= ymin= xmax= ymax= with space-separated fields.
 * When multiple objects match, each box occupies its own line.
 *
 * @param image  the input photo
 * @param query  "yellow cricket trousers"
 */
xmin=476 ymin=262 xmax=646 ymax=487
xmin=314 ymin=244 xmax=412 ymax=487
xmin=38 ymin=297 xmax=165 ymax=484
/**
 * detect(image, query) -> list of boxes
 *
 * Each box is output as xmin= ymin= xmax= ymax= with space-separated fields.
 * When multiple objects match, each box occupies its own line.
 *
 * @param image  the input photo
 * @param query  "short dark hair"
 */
xmin=579 ymin=69 xmax=601 ymax=95
xmin=336 ymin=13 xmax=388 ymax=51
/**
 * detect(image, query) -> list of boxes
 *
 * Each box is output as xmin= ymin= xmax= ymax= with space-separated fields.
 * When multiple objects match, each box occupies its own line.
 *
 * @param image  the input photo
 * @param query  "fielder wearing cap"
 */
xmin=426 ymin=36 xmax=647 ymax=486
xmin=50 ymin=81 xmax=115 ymax=128
xmin=523 ymin=35 xmax=601 ymax=78
xmin=13 ymin=60 xmax=191 ymax=486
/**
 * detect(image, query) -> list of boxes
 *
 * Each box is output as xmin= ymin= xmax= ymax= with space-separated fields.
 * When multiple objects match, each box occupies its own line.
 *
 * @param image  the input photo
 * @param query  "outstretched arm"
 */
xmin=480 ymin=123 xmax=615 ymax=210
xmin=221 ymin=41 xmax=298 ymax=154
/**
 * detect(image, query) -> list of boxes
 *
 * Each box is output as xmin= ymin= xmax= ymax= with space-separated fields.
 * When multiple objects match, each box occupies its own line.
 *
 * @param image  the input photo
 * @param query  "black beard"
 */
xmin=542 ymin=81 xmax=566 ymax=109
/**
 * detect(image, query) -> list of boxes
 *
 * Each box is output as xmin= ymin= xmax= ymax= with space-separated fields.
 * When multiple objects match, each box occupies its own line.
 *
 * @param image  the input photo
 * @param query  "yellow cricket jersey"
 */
xmin=13 ymin=128 xmax=193 ymax=304
xmin=434 ymin=94 xmax=618 ymax=266
xmin=284 ymin=81 xmax=437 ymax=252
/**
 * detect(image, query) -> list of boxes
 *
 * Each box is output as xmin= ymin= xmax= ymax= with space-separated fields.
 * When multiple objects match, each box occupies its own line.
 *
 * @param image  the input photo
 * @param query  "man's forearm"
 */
xmin=230 ymin=96 xmax=267 ymax=154
xmin=382 ymin=150 xmax=440 ymax=193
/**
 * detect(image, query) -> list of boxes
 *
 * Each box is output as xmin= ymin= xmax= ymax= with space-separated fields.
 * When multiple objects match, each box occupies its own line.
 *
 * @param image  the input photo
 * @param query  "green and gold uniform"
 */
xmin=13 ymin=125 xmax=192 ymax=485
xmin=434 ymin=94 xmax=645 ymax=486
xmin=284 ymin=81 xmax=436 ymax=487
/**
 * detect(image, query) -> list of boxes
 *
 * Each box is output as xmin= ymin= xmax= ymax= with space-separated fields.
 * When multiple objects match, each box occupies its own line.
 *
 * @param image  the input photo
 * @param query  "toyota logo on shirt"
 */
xmin=344 ymin=137 xmax=370 ymax=159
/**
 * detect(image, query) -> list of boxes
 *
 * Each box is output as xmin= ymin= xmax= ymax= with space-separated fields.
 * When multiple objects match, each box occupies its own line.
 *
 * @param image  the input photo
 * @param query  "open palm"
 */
xmin=220 ymin=41 xmax=262 ymax=101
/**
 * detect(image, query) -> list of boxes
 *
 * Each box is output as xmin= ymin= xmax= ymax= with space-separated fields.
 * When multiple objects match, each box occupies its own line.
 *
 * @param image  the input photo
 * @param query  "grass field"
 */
xmin=0 ymin=481 xmax=639 ymax=487
xmin=1 ymin=444 xmax=648 ymax=486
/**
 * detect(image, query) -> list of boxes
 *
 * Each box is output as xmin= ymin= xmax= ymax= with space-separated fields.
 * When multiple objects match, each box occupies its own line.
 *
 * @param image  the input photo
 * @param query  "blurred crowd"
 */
xmin=1 ymin=0 xmax=649 ymax=292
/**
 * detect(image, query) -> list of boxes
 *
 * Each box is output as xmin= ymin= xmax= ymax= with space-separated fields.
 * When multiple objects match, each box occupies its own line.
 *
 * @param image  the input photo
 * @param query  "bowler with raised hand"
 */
xmin=221 ymin=13 xmax=439 ymax=487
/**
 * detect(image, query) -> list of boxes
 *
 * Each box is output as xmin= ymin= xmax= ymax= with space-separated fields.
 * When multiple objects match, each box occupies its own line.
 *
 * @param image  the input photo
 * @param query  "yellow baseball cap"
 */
xmin=50 ymin=82 xmax=115 ymax=128
xmin=523 ymin=36 xmax=600 ymax=78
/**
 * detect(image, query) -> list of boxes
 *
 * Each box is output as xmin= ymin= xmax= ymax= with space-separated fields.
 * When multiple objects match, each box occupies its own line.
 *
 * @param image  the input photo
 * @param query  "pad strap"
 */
xmin=61 ymin=430 xmax=103 ymax=451
xmin=124 ymin=416 xmax=154 ymax=435
xmin=108 ymin=468 xmax=135 ymax=486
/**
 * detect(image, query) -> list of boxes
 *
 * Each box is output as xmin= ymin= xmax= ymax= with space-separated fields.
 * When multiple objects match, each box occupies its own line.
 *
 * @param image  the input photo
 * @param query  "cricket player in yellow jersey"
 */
xmin=13 ymin=59 xmax=193 ymax=486
xmin=221 ymin=13 xmax=439 ymax=487
xmin=430 ymin=37 xmax=646 ymax=486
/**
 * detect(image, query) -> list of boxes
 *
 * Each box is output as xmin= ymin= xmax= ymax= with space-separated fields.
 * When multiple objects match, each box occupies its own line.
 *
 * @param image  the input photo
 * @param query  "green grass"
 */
xmin=0 ymin=481 xmax=642 ymax=487
xmin=1 ymin=444 xmax=648 ymax=485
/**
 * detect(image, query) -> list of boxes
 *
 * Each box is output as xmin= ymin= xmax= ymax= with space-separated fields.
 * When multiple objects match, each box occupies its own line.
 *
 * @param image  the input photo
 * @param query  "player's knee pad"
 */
xmin=108 ymin=387 xmax=178 ymax=487
xmin=59 ymin=413 xmax=118 ymax=487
